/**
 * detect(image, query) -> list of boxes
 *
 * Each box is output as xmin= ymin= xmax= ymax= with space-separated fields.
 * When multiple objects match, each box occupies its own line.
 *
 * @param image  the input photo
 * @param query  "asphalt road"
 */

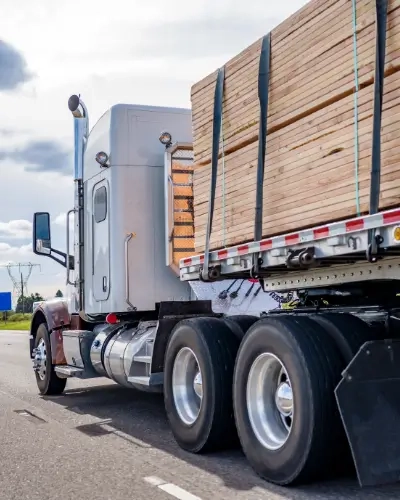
xmin=1 ymin=331 xmax=400 ymax=500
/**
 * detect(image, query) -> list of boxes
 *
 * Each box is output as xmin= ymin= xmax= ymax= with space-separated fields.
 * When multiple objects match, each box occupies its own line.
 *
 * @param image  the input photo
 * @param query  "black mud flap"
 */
xmin=335 ymin=339 xmax=400 ymax=487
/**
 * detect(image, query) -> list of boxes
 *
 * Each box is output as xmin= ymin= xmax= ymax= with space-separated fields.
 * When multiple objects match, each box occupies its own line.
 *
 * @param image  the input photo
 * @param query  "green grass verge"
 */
xmin=0 ymin=320 xmax=31 ymax=331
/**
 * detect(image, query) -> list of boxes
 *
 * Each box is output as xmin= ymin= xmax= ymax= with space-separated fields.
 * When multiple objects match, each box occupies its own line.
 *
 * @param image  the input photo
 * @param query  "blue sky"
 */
xmin=0 ymin=0 xmax=307 ymax=301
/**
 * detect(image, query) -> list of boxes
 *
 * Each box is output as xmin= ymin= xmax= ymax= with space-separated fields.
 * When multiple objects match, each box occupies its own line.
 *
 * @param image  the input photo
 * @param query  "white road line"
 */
xmin=159 ymin=483 xmax=201 ymax=500
xmin=144 ymin=476 xmax=201 ymax=500
xmin=144 ymin=476 xmax=165 ymax=486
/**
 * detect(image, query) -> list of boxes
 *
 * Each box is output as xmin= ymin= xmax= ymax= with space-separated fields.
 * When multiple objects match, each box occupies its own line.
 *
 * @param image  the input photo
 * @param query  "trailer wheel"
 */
xmin=33 ymin=323 xmax=66 ymax=396
xmin=223 ymin=315 xmax=259 ymax=340
xmin=309 ymin=313 xmax=375 ymax=364
xmin=164 ymin=317 xmax=239 ymax=453
xmin=233 ymin=315 xmax=345 ymax=485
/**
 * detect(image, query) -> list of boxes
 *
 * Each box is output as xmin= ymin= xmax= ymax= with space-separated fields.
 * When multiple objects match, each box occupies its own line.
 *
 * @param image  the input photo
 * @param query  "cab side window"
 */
xmin=94 ymin=186 xmax=107 ymax=223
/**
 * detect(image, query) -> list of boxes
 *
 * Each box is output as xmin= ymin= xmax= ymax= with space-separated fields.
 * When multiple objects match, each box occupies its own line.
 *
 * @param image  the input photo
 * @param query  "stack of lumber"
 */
xmin=167 ymin=148 xmax=195 ymax=274
xmin=170 ymin=159 xmax=195 ymax=272
xmin=191 ymin=0 xmax=400 ymax=253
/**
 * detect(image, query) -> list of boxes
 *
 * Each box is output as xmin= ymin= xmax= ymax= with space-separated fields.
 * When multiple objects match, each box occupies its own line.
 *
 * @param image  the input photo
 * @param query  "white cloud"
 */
xmin=53 ymin=213 xmax=67 ymax=226
xmin=0 ymin=242 xmax=33 ymax=266
xmin=0 ymin=219 xmax=32 ymax=239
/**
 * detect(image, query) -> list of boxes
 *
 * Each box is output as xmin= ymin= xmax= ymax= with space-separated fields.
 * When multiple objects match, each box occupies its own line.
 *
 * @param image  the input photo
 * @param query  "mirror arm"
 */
xmin=32 ymin=211 xmax=74 ymax=271
xmin=47 ymin=248 xmax=75 ymax=270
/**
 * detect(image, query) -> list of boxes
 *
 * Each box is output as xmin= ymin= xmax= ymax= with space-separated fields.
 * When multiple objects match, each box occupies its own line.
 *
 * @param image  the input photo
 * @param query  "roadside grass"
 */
xmin=0 ymin=313 xmax=32 ymax=331
xmin=0 ymin=320 xmax=31 ymax=331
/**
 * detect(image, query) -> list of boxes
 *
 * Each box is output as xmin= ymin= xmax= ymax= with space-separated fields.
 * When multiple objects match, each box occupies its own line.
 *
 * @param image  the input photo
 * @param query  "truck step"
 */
xmin=55 ymin=365 xmax=85 ymax=378
xmin=132 ymin=355 xmax=152 ymax=364
xmin=128 ymin=376 xmax=151 ymax=385
xmin=128 ymin=372 xmax=163 ymax=387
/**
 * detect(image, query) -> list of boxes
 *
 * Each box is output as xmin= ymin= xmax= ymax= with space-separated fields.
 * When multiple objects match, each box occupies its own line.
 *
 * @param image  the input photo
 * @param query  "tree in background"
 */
xmin=55 ymin=290 xmax=64 ymax=297
xmin=16 ymin=293 xmax=44 ymax=313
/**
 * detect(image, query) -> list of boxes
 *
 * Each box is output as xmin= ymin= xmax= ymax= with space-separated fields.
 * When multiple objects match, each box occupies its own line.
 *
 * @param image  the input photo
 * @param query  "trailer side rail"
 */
xmin=180 ymin=207 xmax=400 ymax=289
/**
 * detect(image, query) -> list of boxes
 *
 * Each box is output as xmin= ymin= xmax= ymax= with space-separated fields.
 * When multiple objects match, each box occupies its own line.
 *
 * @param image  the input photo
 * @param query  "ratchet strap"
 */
xmin=368 ymin=0 xmax=388 ymax=261
xmin=253 ymin=33 xmax=271 ymax=273
xmin=201 ymin=66 xmax=225 ymax=281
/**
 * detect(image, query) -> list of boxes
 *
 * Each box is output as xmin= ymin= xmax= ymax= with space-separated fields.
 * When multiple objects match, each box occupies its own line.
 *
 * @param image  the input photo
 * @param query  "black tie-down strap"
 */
xmin=200 ymin=67 xmax=225 ymax=282
xmin=252 ymin=33 xmax=272 ymax=276
xmin=367 ymin=0 xmax=388 ymax=262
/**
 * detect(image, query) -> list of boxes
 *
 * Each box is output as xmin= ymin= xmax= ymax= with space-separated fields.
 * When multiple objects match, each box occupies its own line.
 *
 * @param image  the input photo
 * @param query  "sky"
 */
xmin=0 ymin=0 xmax=307 ymax=304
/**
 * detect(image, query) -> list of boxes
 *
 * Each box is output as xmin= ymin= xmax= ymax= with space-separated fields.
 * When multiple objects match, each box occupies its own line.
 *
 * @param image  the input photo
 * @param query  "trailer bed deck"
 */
xmin=180 ymin=207 xmax=400 ymax=292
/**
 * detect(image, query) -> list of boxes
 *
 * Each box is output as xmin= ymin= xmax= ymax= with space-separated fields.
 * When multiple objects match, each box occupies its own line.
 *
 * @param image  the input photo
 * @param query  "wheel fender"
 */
xmin=30 ymin=299 xmax=70 ymax=364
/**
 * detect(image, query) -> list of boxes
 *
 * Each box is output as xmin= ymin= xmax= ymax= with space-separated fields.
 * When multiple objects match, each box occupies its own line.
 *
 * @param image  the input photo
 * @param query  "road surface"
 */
xmin=1 ymin=330 xmax=400 ymax=500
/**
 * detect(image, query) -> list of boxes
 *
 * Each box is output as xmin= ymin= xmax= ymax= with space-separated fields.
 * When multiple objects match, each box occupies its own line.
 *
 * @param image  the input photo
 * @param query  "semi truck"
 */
xmin=30 ymin=92 xmax=400 ymax=490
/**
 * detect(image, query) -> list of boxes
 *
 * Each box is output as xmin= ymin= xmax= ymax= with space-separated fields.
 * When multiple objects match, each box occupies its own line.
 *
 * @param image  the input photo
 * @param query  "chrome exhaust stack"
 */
xmin=68 ymin=94 xmax=89 ymax=182
xmin=67 ymin=94 xmax=89 ymax=313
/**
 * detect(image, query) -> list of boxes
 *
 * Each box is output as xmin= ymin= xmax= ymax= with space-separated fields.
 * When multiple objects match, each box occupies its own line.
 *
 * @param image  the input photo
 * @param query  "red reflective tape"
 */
xmin=346 ymin=219 xmax=364 ymax=232
xmin=383 ymin=210 xmax=400 ymax=225
xmin=218 ymin=249 xmax=228 ymax=259
xmin=183 ymin=258 xmax=192 ymax=266
xmin=238 ymin=245 xmax=249 ymax=255
xmin=200 ymin=255 xmax=205 ymax=263
xmin=260 ymin=239 xmax=273 ymax=250
xmin=285 ymin=233 xmax=300 ymax=245
xmin=314 ymin=226 xmax=329 ymax=239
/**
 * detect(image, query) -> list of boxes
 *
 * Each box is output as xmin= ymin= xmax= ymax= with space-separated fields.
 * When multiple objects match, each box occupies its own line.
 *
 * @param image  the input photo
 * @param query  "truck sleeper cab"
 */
xmin=30 ymin=95 xmax=400 ymax=490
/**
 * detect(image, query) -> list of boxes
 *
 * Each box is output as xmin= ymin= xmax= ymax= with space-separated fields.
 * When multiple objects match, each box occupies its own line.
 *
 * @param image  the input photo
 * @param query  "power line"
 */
xmin=0 ymin=263 xmax=41 ymax=313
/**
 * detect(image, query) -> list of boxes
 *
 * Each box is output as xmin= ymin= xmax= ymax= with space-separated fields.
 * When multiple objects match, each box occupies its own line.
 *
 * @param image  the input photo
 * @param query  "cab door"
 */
xmin=92 ymin=179 xmax=110 ymax=301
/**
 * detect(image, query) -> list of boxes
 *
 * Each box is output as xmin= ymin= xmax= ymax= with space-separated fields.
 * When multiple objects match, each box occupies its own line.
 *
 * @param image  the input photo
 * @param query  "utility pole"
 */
xmin=21 ymin=272 xmax=24 ymax=314
xmin=0 ymin=263 xmax=40 ymax=311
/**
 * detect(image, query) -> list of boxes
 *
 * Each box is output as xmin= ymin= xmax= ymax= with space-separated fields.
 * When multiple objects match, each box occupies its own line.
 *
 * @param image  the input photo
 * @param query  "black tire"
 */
xmin=34 ymin=323 xmax=66 ymax=396
xmin=223 ymin=315 xmax=259 ymax=341
xmin=164 ymin=317 xmax=239 ymax=453
xmin=309 ymin=313 xmax=375 ymax=365
xmin=233 ymin=315 xmax=346 ymax=486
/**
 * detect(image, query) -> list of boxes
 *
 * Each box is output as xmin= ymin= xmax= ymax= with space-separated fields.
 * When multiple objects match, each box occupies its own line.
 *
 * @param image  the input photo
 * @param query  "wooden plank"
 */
xmin=193 ymin=77 xmax=400 ymax=252
xmin=194 ymin=122 xmax=400 ymax=234
xmin=191 ymin=0 xmax=344 ymax=96
xmin=193 ymin=72 xmax=400 ymax=206
xmin=193 ymin=100 xmax=400 ymax=210
xmin=192 ymin=0 xmax=376 ymax=122
xmin=169 ymin=154 xmax=195 ymax=267
xmin=195 ymin=169 xmax=400 ymax=250
xmin=192 ymin=1 xmax=400 ymax=166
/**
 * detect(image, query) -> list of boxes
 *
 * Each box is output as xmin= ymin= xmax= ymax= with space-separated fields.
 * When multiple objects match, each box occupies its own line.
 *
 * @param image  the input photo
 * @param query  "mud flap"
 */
xmin=335 ymin=339 xmax=400 ymax=487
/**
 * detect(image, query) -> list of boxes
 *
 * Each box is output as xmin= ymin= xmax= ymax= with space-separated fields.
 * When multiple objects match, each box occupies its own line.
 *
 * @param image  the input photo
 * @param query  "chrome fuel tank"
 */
xmin=90 ymin=321 xmax=157 ymax=388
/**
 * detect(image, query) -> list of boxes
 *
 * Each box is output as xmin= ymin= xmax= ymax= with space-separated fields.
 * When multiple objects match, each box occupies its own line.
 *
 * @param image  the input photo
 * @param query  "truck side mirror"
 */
xmin=33 ymin=212 xmax=52 ymax=255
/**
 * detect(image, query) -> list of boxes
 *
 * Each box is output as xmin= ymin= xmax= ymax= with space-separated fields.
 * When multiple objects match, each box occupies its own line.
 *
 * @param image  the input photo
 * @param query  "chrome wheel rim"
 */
xmin=246 ymin=352 xmax=293 ymax=450
xmin=33 ymin=338 xmax=47 ymax=381
xmin=172 ymin=347 xmax=203 ymax=425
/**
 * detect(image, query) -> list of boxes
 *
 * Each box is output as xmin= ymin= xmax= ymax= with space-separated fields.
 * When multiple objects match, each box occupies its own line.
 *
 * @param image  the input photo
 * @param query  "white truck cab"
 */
xmin=82 ymin=104 xmax=193 ymax=315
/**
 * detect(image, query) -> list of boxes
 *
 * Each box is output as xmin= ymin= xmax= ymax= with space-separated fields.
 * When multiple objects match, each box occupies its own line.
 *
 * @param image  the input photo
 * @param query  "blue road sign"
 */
xmin=0 ymin=292 xmax=12 ymax=311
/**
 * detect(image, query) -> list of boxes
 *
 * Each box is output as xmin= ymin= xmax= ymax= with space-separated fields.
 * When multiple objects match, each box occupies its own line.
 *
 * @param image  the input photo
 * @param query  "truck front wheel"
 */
xmin=164 ymin=317 xmax=239 ymax=453
xmin=233 ymin=315 xmax=345 ymax=486
xmin=33 ymin=323 xmax=66 ymax=396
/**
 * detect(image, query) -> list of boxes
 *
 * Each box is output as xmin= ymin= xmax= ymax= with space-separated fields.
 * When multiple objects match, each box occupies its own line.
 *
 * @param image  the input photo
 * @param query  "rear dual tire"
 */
xmin=164 ymin=312 xmax=373 ymax=486
xmin=233 ymin=313 xmax=373 ymax=485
